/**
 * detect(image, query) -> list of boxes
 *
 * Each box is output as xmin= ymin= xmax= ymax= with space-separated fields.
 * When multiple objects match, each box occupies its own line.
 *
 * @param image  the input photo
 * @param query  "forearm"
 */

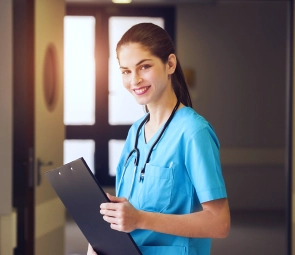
xmin=136 ymin=198 xmax=230 ymax=238
xmin=101 ymin=195 xmax=230 ymax=238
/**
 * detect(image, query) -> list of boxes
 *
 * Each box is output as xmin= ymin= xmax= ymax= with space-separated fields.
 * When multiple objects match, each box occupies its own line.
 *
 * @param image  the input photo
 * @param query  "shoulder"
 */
xmin=174 ymin=106 xmax=220 ymax=148
xmin=175 ymin=106 xmax=212 ymax=132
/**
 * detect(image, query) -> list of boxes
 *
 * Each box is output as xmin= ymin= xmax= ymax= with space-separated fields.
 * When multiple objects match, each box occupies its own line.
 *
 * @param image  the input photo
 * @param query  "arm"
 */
xmin=100 ymin=193 xmax=230 ymax=238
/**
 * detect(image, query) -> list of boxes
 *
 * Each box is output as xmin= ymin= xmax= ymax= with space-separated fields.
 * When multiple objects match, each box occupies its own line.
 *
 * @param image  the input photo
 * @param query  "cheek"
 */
xmin=150 ymin=72 xmax=165 ymax=87
xmin=122 ymin=76 xmax=130 ymax=90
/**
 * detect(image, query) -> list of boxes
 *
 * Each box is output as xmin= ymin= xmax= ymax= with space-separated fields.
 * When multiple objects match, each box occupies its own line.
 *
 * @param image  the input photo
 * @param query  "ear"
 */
xmin=167 ymin=54 xmax=177 ymax=74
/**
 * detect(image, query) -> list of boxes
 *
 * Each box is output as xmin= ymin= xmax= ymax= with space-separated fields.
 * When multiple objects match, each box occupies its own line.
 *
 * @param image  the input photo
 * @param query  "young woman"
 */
xmin=88 ymin=22 xmax=230 ymax=255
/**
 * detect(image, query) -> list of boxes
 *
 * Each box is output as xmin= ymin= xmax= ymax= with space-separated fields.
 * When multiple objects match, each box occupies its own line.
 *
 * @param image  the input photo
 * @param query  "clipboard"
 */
xmin=44 ymin=157 xmax=142 ymax=255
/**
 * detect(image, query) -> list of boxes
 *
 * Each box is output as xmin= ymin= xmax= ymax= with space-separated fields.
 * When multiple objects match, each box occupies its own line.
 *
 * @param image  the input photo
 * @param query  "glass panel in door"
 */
xmin=64 ymin=16 xmax=96 ymax=126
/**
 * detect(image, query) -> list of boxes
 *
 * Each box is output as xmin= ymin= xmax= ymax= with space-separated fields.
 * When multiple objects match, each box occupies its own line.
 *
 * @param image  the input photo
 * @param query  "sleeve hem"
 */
xmin=198 ymin=187 xmax=227 ymax=203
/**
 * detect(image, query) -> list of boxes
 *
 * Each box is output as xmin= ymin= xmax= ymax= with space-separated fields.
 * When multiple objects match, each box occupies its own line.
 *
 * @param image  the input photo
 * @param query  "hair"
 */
xmin=116 ymin=22 xmax=192 ymax=108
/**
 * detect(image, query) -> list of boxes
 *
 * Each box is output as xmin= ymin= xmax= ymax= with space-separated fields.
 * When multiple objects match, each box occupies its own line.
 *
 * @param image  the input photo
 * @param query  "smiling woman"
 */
xmin=87 ymin=22 xmax=230 ymax=255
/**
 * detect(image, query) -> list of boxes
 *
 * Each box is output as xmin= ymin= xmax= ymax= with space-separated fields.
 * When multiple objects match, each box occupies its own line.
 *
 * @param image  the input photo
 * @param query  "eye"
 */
xmin=121 ymin=70 xmax=130 ymax=75
xmin=140 ymin=64 xmax=151 ymax=70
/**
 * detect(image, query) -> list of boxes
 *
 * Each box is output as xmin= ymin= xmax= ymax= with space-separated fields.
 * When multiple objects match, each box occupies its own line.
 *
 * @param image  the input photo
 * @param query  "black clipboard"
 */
xmin=44 ymin=157 xmax=142 ymax=255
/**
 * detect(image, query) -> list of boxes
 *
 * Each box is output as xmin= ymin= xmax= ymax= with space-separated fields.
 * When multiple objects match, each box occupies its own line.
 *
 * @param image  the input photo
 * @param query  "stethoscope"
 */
xmin=117 ymin=99 xmax=180 ymax=200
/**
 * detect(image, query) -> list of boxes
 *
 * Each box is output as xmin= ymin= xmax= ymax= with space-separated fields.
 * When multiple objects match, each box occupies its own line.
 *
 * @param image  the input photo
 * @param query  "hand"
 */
xmin=87 ymin=243 xmax=97 ymax=255
xmin=100 ymin=193 xmax=140 ymax=232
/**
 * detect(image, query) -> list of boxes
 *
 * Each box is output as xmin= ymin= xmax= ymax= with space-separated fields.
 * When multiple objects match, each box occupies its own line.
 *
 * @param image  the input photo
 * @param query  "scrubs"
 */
xmin=116 ymin=106 xmax=227 ymax=255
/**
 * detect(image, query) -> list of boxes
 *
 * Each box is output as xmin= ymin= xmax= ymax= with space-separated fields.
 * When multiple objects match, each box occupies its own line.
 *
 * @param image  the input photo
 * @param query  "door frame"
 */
xmin=13 ymin=0 xmax=35 ymax=254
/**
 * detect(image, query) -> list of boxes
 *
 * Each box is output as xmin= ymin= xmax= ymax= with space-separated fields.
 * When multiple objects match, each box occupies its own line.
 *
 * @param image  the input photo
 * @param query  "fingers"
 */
xmin=100 ymin=199 xmax=127 ymax=211
xmin=100 ymin=207 xmax=118 ymax=217
xmin=100 ymin=198 xmax=124 ymax=227
xmin=100 ymin=202 xmax=118 ymax=210
xmin=110 ymin=222 xmax=126 ymax=232
xmin=103 ymin=215 xmax=129 ymax=233
xmin=106 ymin=193 xmax=127 ymax=203
xmin=103 ymin=214 xmax=121 ymax=225
xmin=100 ymin=203 xmax=126 ymax=222
xmin=100 ymin=195 xmax=127 ymax=212
xmin=87 ymin=243 xmax=97 ymax=255
xmin=100 ymin=198 xmax=139 ymax=233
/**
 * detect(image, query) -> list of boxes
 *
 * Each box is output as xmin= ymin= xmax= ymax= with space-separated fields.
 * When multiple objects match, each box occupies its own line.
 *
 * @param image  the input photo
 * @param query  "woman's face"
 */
xmin=117 ymin=43 xmax=176 ymax=107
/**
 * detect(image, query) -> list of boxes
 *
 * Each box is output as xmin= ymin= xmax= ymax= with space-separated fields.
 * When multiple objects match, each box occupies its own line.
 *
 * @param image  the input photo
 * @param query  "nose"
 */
xmin=130 ymin=73 xmax=142 ymax=86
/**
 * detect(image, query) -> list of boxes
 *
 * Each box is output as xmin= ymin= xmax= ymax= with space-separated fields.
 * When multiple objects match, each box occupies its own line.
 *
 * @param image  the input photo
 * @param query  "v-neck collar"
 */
xmin=142 ymin=121 xmax=164 ymax=145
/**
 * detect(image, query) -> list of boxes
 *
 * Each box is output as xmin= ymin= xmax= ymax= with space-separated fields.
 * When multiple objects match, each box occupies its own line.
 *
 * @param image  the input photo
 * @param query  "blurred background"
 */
xmin=0 ymin=0 xmax=293 ymax=254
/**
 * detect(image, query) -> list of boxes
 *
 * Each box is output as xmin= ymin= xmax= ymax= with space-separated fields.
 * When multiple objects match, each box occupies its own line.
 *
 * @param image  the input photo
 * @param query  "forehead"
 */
xmin=118 ymin=43 xmax=154 ymax=65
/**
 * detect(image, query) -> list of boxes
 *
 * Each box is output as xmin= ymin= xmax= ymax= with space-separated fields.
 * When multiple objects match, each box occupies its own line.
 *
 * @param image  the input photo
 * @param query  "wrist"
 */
xmin=136 ymin=210 xmax=147 ymax=230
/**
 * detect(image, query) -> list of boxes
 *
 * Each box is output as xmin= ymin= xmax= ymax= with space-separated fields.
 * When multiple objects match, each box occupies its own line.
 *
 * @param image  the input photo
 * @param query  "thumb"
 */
xmin=106 ymin=193 xmax=127 ymax=203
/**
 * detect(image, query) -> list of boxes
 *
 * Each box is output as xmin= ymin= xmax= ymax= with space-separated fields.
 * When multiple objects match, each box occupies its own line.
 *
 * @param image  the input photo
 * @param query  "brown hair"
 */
xmin=116 ymin=22 xmax=192 ymax=107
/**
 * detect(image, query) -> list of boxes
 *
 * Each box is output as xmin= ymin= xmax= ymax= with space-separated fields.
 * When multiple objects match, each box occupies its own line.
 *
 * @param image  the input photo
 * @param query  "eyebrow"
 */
xmin=120 ymin=59 xmax=152 ymax=69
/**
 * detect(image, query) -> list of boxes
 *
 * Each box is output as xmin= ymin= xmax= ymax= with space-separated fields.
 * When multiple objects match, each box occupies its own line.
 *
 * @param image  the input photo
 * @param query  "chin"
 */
xmin=134 ymin=97 xmax=150 ymax=106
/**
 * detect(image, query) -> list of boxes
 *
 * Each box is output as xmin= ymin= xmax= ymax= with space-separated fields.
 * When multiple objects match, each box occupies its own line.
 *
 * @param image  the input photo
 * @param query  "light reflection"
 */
xmin=64 ymin=16 xmax=96 ymax=125
xmin=64 ymin=139 xmax=95 ymax=174
xmin=109 ymin=140 xmax=125 ymax=176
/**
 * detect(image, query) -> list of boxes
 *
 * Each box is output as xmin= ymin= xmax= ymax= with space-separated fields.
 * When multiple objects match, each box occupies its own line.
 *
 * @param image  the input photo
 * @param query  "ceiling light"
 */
xmin=112 ymin=0 xmax=132 ymax=3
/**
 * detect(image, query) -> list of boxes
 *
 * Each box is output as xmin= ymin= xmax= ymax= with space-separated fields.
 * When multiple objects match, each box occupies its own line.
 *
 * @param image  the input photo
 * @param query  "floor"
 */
xmin=65 ymin=210 xmax=287 ymax=255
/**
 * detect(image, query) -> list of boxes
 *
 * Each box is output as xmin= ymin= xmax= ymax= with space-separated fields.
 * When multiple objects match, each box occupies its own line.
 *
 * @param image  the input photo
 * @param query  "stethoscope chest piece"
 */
xmin=139 ymin=168 xmax=145 ymax=182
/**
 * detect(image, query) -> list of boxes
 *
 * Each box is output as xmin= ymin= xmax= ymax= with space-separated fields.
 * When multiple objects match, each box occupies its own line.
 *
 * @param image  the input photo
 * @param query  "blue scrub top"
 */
xmin=116 ymin=106 xmax=227 ymax=255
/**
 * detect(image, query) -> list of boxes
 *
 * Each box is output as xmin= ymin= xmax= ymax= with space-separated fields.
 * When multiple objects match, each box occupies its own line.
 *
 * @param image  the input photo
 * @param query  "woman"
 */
xmin=88 ymin=22 xmax=230 ymax=255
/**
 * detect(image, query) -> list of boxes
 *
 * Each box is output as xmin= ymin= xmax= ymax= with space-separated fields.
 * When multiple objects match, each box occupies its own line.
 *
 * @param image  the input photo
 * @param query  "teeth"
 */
xmin=134 ymin=87 xmax=148 ymax=94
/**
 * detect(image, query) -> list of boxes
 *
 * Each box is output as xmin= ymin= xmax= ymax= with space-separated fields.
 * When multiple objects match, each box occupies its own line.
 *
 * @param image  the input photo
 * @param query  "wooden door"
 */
xmin=34 ymin=0 xmax=65 ymax=254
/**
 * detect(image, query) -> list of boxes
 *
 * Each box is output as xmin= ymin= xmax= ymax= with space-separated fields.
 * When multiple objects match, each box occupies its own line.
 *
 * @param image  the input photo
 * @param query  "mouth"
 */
xmin=133 ymin=86 xmax=150 ymax=95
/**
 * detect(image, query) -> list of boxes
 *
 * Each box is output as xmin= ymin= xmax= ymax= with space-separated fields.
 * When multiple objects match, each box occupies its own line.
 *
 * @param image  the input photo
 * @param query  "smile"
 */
xmin=133 ymin=86 xmax=150 ymax=95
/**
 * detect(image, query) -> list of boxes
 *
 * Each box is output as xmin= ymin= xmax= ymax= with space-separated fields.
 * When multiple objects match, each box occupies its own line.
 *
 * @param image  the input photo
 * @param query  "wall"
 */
xmin=0 ymin=0 xmax=13 ymax=216
xmin=0 ymin=0 xmax=16 ymax=254
xmin=177 ymin=1 xmax=288 ymax=211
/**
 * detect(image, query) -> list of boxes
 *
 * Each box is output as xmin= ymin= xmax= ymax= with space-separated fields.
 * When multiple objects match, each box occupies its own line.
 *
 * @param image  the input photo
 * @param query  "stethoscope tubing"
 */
xmin=117 ymin=100 xmax=180 ymax=200
xmin=139 ymin=100 xmax=180 ymax=181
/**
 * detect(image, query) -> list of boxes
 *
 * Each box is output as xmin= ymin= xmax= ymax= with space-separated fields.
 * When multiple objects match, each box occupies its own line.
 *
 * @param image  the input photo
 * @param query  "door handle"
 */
xmin=37 ymin=159 xmax=53 ymax=186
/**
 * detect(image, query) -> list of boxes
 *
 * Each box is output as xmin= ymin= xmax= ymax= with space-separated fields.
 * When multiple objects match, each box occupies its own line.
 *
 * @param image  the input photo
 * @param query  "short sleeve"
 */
xmin=185 ymin=126 xmax=227 ymax=203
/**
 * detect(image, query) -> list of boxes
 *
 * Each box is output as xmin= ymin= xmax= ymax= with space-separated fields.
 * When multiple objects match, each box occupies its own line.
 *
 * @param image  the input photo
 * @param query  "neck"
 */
xmin=144 ymin=97 xmax=180 ymax=144
xmin=147 ymin=97 xmax=179 ymax=128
